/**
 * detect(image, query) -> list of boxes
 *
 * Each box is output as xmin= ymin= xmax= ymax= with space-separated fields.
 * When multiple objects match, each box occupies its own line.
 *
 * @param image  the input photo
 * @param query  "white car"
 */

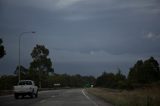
xmin=13 ymin=80 xmax=38 ymax=99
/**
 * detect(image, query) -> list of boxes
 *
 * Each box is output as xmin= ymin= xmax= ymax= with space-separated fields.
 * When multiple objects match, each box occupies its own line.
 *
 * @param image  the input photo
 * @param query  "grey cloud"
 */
xmin=144 ymin=32 xmax=160 ymax=39
xmin=0 ymin=0 xmax=160 ymax=75
xmin=2 ymin=0 xmax=160 ymax=20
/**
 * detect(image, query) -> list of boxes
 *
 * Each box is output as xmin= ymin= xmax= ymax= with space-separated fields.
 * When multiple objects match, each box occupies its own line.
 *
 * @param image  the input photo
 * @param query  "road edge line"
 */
xmin=82 ymin=89 xmax=99 ymax=106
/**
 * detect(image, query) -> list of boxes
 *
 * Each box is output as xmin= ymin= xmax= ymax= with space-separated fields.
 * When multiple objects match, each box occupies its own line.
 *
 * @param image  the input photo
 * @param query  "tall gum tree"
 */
xmin=29 ymin=44 xmax=54 ymax=88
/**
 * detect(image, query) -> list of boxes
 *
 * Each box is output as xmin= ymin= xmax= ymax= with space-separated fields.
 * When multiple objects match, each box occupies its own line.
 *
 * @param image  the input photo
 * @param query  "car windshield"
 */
xmin=19 ymin=81 xmax=32 ymax=85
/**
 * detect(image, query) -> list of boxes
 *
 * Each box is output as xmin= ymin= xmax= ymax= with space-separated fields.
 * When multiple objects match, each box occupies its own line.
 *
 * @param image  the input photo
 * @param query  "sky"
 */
xmin=0 ymin=0 xmax=160 ymax=76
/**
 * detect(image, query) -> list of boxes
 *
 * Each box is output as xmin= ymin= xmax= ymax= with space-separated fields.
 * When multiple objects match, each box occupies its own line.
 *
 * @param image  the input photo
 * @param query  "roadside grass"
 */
xmin=86 ymin=86 xmax=160 ymax=106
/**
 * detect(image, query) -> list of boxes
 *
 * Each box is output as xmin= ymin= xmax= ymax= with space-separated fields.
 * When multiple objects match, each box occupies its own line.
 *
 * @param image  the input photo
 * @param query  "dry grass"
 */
xmin=86 ymin=86 xmax=160 ymax=106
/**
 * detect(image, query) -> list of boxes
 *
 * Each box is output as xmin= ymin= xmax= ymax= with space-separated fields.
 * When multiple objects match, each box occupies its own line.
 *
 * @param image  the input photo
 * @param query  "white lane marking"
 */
xmin=82 ymin=89 xmax=99 ymax=106
xmin=40 ymin=100 xmax=46 ymax=103
xmin=51 ymin=95 xmax=55 ymax=98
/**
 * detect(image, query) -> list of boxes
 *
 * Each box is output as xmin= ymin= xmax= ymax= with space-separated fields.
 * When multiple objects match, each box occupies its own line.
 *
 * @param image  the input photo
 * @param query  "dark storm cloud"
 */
xmin=0 ymin=0 xmax=160 ymax=75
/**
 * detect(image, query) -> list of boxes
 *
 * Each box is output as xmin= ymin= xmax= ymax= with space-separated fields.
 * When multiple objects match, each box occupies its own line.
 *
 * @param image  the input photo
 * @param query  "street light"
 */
xmin=18 ymin=31 xmax=36 ymax=82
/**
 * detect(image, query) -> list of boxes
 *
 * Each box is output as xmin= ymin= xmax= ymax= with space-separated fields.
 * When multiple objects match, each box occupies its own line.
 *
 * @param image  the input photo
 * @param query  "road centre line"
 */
xmin=51 ymin=95 xmax=56 ymax=98
xmin=40 ymin=100 xmax=46 ymax=103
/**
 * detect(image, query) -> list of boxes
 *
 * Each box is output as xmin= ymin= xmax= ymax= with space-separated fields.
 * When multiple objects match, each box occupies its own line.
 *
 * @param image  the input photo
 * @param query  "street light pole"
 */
xmin=18 ymin=31 xmax=36 ymax=82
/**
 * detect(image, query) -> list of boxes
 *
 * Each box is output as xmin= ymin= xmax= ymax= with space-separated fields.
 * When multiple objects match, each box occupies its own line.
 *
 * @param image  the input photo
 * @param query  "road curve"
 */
xmin=0 ymin=89 xmax=112 ymax=106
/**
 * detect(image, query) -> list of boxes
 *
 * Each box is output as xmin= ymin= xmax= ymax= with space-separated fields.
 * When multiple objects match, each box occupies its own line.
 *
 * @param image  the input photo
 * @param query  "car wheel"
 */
xmin=30 ymin=90 xmax=34 ymax=98
xmin=14 ymin=93 xmax=19 ymax=99
xmin=22 ymin=95 xmax=24 ymax=99
xmin=35 ymin=91 xmax=38 ymax=98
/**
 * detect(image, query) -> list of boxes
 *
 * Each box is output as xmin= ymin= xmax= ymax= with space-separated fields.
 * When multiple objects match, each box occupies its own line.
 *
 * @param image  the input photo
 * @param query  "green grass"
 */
xmin=86 ymin=86 xmax=160 ymax=106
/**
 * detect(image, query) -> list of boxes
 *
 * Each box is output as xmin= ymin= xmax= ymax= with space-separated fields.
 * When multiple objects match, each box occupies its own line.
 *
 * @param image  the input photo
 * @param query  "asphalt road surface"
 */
xmin=0 ymin=89 xmax=112 ymax=106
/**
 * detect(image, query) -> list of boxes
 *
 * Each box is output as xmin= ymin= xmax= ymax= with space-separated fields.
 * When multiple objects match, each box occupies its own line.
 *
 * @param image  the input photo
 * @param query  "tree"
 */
xmin=115 ymin=69 xmax=126 ymax=81
xmin=14 ymin=65 xmax=29 ymax=80
xmin=29 ymin=44 xmax=54 ymax=88
xmin=115 ymin=69 xmax=126 ymax=89
xmin=96 ymin=72 xmax=117 ymax=88
xmin=128 ymin=60 xmax=144 ymax=83
xmin=96 ymin=70 xmax=127 ymax=89
xmin=128 ymin=57 xmax=160 ymax=84
xmin=0 ymin=75 xmax=18 ymax=90
xmin=0 ymin=38 xmax=6 ymax=58
xmin=142 ymin=57 xmax=160 ymax=83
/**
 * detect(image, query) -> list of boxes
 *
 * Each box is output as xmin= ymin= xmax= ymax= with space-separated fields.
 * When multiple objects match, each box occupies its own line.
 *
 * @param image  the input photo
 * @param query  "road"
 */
xmin=0 ymin=89 xmax=112 ymax=106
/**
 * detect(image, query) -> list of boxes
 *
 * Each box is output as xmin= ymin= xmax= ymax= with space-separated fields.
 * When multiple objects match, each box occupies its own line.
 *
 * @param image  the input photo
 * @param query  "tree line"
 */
xmin=96 ymin=57 xmax=160 ymax=89
xmin=0 ymin=40 xmax=95 ymax=90
xmin=0 ymin=38 xmax=160 ymax=90
xmin=96 ymin=70 xmax=127 ymax=89
xmin=1 ymin=56 xmax=159 ymax=90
